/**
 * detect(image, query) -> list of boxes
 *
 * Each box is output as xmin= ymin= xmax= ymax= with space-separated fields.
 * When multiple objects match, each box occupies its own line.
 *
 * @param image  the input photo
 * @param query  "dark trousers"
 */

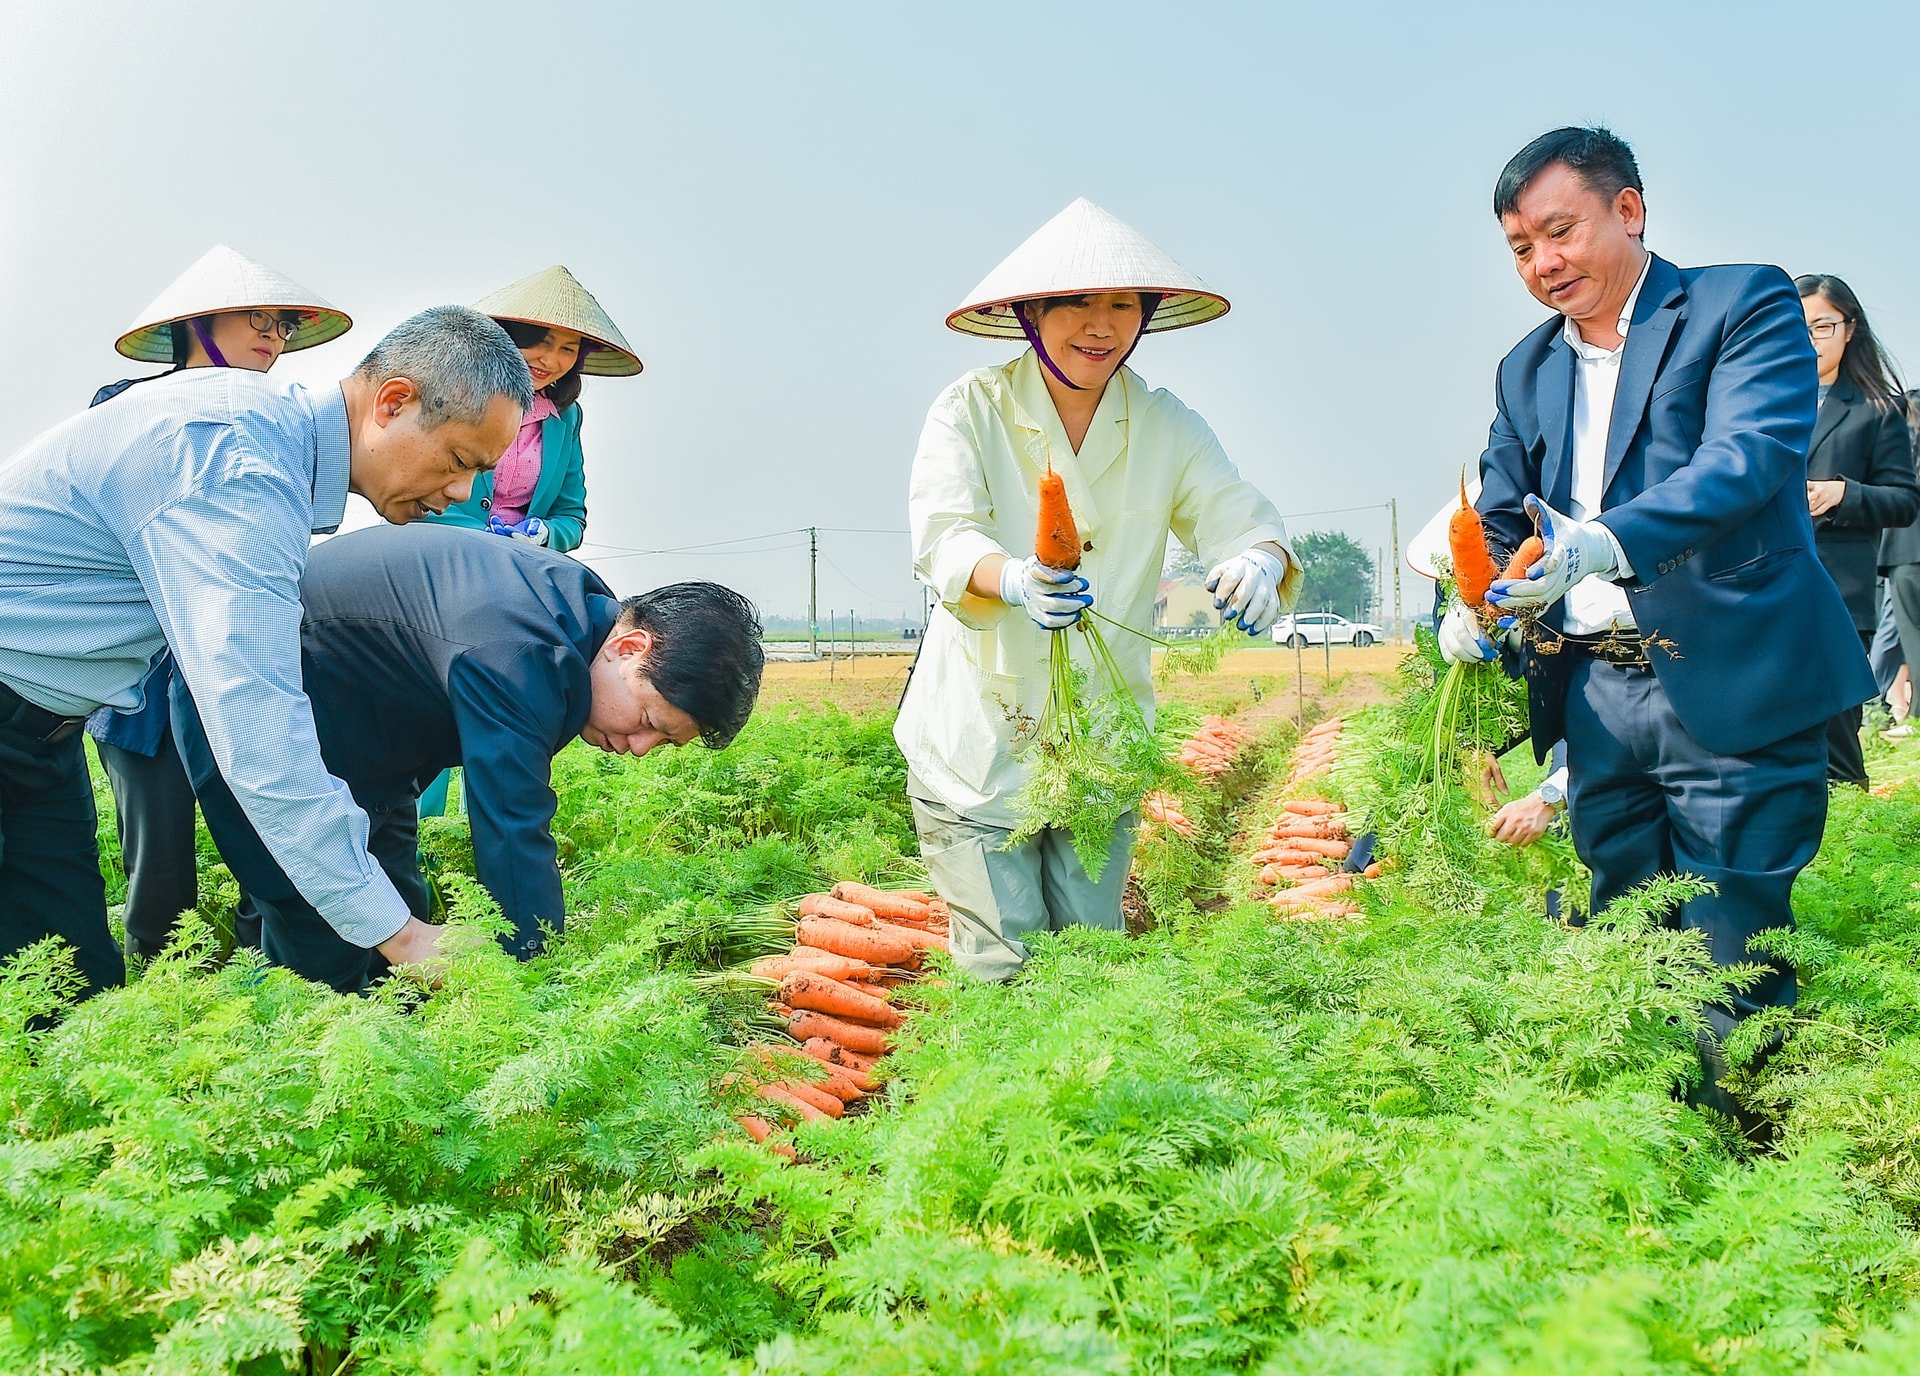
xmin=1563 ymin=657 xmax=1825 ymax=1045
xmin=171 ymin=687 xmax=428 ymax=994
xmin=1822 ymin=629 xmax=1876 ymax=787
xmin=1887 ymin=563 xmax=1920 ymax=687
xmin=98 ymin=734 xmax=263 ymax=958
xmin=0 ymin=726 xmax=121 ymax=999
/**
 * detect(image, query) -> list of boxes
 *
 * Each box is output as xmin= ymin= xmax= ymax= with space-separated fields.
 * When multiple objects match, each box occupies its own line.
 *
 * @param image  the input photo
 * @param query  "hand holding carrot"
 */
xmin=998 ymin=555 xmax=1092 ymax=630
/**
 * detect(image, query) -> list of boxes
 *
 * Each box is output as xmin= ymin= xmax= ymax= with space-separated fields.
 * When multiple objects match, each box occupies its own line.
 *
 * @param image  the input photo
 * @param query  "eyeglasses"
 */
xmin=247 ymin=310 xmax=302 ymax=342
xmin=1808 ymin=318 xmax=1851 ymax=341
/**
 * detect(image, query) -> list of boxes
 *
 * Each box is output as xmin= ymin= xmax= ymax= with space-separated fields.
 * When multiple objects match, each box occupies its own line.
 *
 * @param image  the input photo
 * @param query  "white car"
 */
xmin=1272 ymin=612 xmax=1383 ymax=649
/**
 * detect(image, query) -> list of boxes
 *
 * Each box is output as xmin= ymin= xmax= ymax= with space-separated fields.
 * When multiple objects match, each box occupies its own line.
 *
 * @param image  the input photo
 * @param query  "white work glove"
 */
xmin=1487 ymin=495 xmax=1619 ymax=612
xmin=999 ymin=555 xmax=1092 ymax=630
xmin=1206 ymin=547 xmax=1289 ymax=635
xmin=1437 ymin=601 xmax=1497 ymax=664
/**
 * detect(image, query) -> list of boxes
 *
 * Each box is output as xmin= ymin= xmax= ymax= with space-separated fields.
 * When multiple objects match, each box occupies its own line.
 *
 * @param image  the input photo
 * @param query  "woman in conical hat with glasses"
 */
xmin=423 ymin=264 xmax=641 ymax=553
xmin=897 ymin=198 xmax=1301 ymax=981
xmin=89 ymin=245 xmax=350 ymax=962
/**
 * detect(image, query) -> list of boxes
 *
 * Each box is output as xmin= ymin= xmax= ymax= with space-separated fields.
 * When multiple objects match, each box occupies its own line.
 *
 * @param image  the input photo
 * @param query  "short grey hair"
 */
xmin=353 ymin=305 xmax=535 ymax=428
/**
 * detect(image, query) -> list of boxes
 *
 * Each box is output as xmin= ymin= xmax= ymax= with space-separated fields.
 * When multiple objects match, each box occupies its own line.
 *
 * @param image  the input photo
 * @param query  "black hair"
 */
xmin=1493 ymin=126 xmax=1644 ymax=223
xmin=500 ymin=318 xmax=591 ymax=411
xmin=1796 ymin=274 xmax=1906 ymax=412
xmin=617 ymin=582 xmax=765 ymax=749
xmin=168 ymin=319 xmax=196 ymax=365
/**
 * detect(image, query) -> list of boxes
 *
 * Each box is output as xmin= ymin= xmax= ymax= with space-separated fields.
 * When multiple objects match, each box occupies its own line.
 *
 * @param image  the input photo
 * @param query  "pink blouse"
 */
xmin=488 ymin=394 xmax=558 ymax=525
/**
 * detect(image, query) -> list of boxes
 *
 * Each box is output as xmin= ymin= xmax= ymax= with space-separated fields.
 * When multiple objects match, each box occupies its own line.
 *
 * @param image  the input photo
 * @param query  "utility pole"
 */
xmin=1389 ymin=498 xmax=1403 ymax=644
xmin=808 ymin=527 xmax=819 ymax=658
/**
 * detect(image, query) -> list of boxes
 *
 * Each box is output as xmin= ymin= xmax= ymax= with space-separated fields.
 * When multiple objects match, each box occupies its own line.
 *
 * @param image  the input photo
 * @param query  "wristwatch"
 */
xmin=1538 ymin=779 xmax=1567 ymax=810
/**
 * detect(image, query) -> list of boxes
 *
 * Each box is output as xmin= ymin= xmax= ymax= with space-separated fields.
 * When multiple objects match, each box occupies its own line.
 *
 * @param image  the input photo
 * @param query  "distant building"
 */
xmin=1154 ymin=577 xmax=1220 ymax=634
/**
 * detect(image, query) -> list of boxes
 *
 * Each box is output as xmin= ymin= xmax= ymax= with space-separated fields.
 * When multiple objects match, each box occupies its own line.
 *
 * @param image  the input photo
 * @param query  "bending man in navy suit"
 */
xmin=1438 ymin=127 xmax=1873 ymax=1132
xmin=174 ymin=524 xmax=766 ymax=993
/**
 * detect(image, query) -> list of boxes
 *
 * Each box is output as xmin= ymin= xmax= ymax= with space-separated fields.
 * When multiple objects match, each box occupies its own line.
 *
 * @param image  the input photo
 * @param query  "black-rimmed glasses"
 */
xmin=247 ymin=310 xmax=302 ymax=341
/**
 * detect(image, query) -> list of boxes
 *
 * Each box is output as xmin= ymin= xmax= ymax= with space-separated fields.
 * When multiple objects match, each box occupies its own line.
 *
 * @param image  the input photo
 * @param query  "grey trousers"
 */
xmin=909 ymin=794 xmax=1136 ymax=982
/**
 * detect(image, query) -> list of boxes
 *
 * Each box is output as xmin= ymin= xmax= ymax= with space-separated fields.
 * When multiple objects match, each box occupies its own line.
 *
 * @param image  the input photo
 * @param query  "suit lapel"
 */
xmin=1537 ymin=338 xmax=1574 ymax=509
xmin=1805 ymin=380 xmax=1854 ymax=478
xmin=1602 ymin=255 xmax=1684 ymax=494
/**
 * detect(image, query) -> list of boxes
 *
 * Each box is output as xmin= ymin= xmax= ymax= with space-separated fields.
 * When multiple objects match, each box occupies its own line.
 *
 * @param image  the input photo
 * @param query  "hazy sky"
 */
xmin=5 ymin=1 xmax=1917 ymax=623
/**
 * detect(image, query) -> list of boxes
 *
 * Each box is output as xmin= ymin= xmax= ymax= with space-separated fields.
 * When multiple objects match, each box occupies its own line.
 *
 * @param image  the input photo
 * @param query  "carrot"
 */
xmin=780 ymin=972 xmax=906 ymax=1029
xmin=1263 ymin=848 xmax=1331 ymax=868
xmin=1305 ymin=719 xmax=1344 ymax=738
xmin=1276 ymin=864 xmax=1332 ymax=881
xmin=1283 ymin=799 xmax=1344 ymax=817
xmin=1280 ymin=836 xmax=1351 ymax=859
xmin=1450 ymin=469 xmax=1499 ymax=608
xmin=736 ymin=1114 xmax=798 ymax=1160
xmin=1502 ymin=534 xmax=1546 ymax=580
xmin=1362 ymin=861 xmax=1384 ymax=879
xmin=788 ymin=1011 xmax=891 ymax=1056
xmin=871 ymin=918 xmax=948 ymax=954
xmin=750 ymin=953 xmax=877 ymax=983
xmin=1035 ymin=469 xmax=1082 ymax=570
xmin=775 ymin=1078 xmax=844 ymax=1118
xmin=756 ymin=1082 xmax=831 ymax=1123
xmin=830 ymin=882 xmax=934 ymax=922
xmin=795 ymin=917 xmax=921 ymax=968
xmin=798 ymin=1037 xmax=880 ymax=1077
xmin=797 ymin=894 xmax=878 ymax=925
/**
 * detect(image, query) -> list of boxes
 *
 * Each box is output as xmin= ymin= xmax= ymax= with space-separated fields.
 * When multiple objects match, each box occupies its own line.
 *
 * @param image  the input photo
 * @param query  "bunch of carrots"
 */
xmin=1174 ymin=714 xmax=1250 ymax=778
xmin=731 ymin=882 xmax=949 ymax=1160
xmin=1246 ymin=723 xmax=1384 ymax=920
xmin=1141 ymin=789 xmax=1197 ymax=838
xmin=1286 ymin=716 xmax=1344 ymax=787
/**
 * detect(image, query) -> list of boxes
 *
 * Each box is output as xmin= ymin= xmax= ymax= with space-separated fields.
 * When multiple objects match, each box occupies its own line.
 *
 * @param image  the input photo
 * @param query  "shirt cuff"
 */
xmin=1542 ymin=765 xmax=1569 ymax=795
xmin=1594 ymin=522 xmax=1635 ymax=580
xmin=333 ymin=885 xmax=414 ymax=949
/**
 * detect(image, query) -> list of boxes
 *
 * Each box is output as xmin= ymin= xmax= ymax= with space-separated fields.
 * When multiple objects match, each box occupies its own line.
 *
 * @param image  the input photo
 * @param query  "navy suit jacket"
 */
xmin=179 ymin=523 xmax=619 ymax=955
xmin=1479 ymin=254 xmax=1874 ymax=759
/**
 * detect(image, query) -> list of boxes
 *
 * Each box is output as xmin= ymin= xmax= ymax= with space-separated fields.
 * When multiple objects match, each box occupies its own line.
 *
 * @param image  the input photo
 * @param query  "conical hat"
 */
xmin=948 ymin=198 xmax=1230 ymax=338
xmin=1407 ymin=474 xmax=1483 ymax=579
xmin=115 ymin=244 xmax=351 ymax=362
xmin=473 ymin=265 xmax=642 ymax=376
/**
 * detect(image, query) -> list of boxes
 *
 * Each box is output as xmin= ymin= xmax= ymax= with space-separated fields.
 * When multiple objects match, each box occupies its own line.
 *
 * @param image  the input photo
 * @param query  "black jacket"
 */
xmin=1877 ymin=398 xmax=1920 ymax=571
xmin=297 ymin=524 xmax=618 ymax=952
xmin=1807 ymin=378 xmax=1918 ymax=626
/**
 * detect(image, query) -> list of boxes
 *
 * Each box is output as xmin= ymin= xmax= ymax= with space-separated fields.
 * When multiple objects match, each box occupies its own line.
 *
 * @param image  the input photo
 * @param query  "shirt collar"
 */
xmin=310 ymin=383 xmax=351 ymax=534
xmin=524 ymin=393 xmax=559 ymax=426
xmin=1008 ymin=348 xmax=1130 ymax=435
xmin=1562 ymin=250 xmax=1653 ymax=360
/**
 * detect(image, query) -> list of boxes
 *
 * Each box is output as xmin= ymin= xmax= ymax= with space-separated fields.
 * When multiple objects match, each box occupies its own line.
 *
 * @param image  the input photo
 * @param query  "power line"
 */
xmin=1278 ymin=501 xmax=1393 ymax=521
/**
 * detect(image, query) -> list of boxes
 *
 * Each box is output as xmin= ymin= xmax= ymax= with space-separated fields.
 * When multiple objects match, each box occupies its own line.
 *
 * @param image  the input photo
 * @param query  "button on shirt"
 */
xmin=0 ymin=368 xmax=413 ymax=946
xmin=1561 ymin=253 xmax=1651 ymax=635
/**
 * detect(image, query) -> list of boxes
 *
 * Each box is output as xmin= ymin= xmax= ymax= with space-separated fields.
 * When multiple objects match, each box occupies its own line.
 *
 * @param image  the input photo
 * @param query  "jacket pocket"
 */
xmin=1704 ymin=546 xmax=1801 ymax=585
xmin=1649 ymin=358 xmax=1710 ymax=402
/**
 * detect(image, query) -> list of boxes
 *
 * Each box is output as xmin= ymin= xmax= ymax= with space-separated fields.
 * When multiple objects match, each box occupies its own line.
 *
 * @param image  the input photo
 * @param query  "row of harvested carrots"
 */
xmin=1251 ymin=719 xmax=1381 ymax=920
xmin=730 ymin=880 xmax=949 ymax=1159
xmin=1175 ymin=713 xmax=1252 ymax=779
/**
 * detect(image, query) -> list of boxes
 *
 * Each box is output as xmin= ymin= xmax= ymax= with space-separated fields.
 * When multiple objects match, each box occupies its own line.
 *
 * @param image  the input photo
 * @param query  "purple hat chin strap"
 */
xmin=1013 ymin=292 xmax=1165 ymax=392
xmin=189 ymin=317 xmax=232 ymax=368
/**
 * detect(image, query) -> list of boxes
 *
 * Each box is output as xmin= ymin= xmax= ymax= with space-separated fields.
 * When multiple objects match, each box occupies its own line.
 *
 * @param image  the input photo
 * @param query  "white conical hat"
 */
xmin=948 ymin=198 xmax=1230 ymax=339
xmin=1407 ymin=473 xmax=1483 ymax=579
xmin=115 ymin=244 xmax=351 ymax=362
xmin=473 ymin=265 xmax=642 ymax=377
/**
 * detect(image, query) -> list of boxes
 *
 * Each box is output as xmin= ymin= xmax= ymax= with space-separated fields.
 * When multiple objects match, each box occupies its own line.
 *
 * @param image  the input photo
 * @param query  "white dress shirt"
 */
xmin=1561 ymin=252 xmax=1651 ymax=634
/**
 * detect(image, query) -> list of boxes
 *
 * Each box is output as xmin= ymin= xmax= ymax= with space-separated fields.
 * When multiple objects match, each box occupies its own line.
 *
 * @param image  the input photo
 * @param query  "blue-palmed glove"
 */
xmin=487 ymin=514 xmax=549 ymax=545
xmin=1487 ymin=495 xmax=1618 ymax=612
xmin=999 ymin=555 xmax=1093 ymax=630
xmin=1437 ymin=601 xmax=1497 ymax=665
xmin=1206 ymin=547 xmax=1289 ymax=635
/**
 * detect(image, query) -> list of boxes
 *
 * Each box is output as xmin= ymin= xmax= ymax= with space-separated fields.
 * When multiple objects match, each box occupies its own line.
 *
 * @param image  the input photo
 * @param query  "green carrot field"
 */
xmin=13 ymin=645 xmax=1920 ymax=1374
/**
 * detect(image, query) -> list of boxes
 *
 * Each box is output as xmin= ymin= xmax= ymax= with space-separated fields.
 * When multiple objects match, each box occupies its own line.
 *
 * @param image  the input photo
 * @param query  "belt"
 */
xmin=0 ymin=679 xmax=89 ymax=745
xmin=1560 ymin=630 xmax=1651 ymax=669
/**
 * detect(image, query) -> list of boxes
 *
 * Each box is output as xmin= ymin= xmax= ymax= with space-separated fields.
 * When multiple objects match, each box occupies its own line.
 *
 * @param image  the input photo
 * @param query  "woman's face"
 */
xmin=1029 ymin=292 xmax=1146 ymax=392
xmin=197 ymin=308 xmax=296 ymax=371
xmin=1802 ymin=292 xmax=1852 ymax=384
xmin=520 ymin=327 xmax=584 ymax=393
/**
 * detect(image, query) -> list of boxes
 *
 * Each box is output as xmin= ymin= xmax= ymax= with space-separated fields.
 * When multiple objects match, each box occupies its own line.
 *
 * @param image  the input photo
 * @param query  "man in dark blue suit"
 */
xmin=1438 ymin=127 xmax=1873 ymax=1132
xmin=173 ymin=524 xmax=765 ymax=992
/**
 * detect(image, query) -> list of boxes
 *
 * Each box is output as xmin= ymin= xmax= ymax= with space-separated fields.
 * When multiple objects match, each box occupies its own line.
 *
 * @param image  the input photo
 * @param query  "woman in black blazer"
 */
xmin=1797 ymin=274 xmax=1918 ymax=785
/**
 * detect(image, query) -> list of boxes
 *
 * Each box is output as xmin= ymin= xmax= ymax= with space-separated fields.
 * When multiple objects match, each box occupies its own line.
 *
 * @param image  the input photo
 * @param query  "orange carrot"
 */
xmin=1276 ymin=864 xmax=1332 ymax=881
xmin=1450 ymin=469 xmax=1499 ymax=608
xmin=1283 ymin=799 xmax=1344 ymax=817
xmin=871 ymin=918 xmax=949 ymax=954
xmin=797 ymin=894 xmax=878 ymax=925
xmin=756 ymin=1082 xmax=831 ymax=1123
xmin=736 ymin=1114 xmax=798 ymax=1160
xmin=775 ymin=1078 xmax=845 ymax=1118
xmin=798 ymin=1037 xmax=880 ymax=1079
xmin=750 ymin=953 xmax=877 ymax=983
xmin=1281 ymin=836 xmax=1351 ymax=859
xmin=780 ymin=972 xmax=906 ymax=1028
xmin=1362 ymin=861 xmax=1384 ymax=878
xmin=830 ymin=882 xmax=935 ymax=922
xmin=1035 ymin=470 xmax=1082 ymax=570
xmin=795 ymin=917 xmax=921 ymax=968
xmin=789 ymin=1011 xmax=891 ymax=1056
xmin=1502 ymin=534 xmax=1546 ymax=580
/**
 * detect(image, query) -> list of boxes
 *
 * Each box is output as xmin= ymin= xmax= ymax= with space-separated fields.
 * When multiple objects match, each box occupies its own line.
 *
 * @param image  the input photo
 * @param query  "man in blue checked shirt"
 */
xmin=0 ymin=305 xmax=533 ymax=1000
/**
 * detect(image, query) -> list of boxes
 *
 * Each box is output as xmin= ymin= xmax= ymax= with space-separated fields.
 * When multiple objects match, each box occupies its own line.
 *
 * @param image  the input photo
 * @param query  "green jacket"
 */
xmin=425 ymin=402 xmax=588 ymax=552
